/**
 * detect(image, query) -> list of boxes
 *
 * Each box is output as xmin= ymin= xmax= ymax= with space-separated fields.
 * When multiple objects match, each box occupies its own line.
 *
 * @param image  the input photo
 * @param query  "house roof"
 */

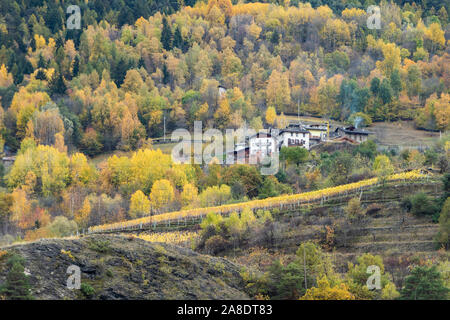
xmin=280 ymin=123 xmax=310 ymax=134
xmin=336 ymin=126 xmax=372 ymax=135
xmin=280 ymin=128 xmax=310 ymax=134
xmin=249 ymin=132 xmax=275 ymax=139
xmin=226 ymin=146 xmax=249 ymax=155
xmin=304 ymin=124 xmax=327 ymax=131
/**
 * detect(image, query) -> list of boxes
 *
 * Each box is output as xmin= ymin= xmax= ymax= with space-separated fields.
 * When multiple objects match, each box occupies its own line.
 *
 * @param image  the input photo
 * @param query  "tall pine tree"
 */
xmin=161 ymin=16 xmax=173 ymax=51
xmin=400 ymin=266 xmax=448 ymax=300
xmin=72 ymin=56 xmax=80 ymax=78
xmin=162 ymin=63 xmax=170 ymax=85
xmin=49 ymin=72 xmax=67 ymax=95
xmin=0 ymin=255 xmax=33 ymax=300
xmin=37 ymin=53 xmax=47 ymax=69
xmin=173 ymin=26 xmax=183 ymax=50
xmin=390 ymin=69 xmax=402 ymax=98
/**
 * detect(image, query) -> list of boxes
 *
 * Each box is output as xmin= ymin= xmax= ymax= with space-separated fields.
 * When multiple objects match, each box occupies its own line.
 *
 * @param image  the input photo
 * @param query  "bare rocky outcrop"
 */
xmin=0 ymin=235 xmax=249 ymax=300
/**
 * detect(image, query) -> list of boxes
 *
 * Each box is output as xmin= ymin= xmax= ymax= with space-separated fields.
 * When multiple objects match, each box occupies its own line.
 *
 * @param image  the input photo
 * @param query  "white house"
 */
xmin=278 ymin=123 xmax=310 ymax=150
xmin=248 ymin=132 xmax=277 ymax=162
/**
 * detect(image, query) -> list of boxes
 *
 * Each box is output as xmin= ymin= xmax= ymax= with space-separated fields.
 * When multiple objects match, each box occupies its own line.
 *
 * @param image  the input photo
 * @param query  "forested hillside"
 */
xmin=0 ymin=0 xmax=449 ymax=302
xmin=0 ymin=0 xmax=448 ymax=152
xmin=0 ymin=0 xmax=447 ymax=243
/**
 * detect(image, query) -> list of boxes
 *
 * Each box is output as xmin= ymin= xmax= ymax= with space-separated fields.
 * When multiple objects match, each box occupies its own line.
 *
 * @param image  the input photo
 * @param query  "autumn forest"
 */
xmin=0 ymin=0 xmax=449 ymax=301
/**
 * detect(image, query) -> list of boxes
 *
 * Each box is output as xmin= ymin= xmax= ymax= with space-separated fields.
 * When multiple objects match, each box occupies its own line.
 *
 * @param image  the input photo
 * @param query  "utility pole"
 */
xmin=303 ymin=247 xmax=307 ymax=290
xmin=326 ymin=120 xmax=330 ymax=140
xmin=163 ymin=111 xmax=166 ymax=142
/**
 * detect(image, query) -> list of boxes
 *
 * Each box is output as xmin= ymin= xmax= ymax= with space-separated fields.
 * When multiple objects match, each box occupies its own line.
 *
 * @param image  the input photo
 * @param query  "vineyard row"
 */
xmin=89 ymin=171 xmax=429 ymax=234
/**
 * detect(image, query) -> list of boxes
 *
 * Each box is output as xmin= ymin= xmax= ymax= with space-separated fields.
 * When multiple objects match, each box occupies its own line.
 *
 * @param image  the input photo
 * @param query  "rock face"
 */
xmin=0 ymin=235 xmax=249 ymax=300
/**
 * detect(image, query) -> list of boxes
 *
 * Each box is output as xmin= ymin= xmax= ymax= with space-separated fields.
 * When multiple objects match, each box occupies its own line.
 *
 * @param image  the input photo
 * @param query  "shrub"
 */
xmin=346 ymin=253 xmax=398 ymax=300
xmin=48 ymin=216 xmax=78 ymax=237
xmin=400 ymin=265 xmax=448 ymax=300
xmin=366 ymin=203 xmax=382 ymax=216
xmin=401 ymin=196 xmax=412 ymax=212
xmin=198 ymin=224 xmax=218 ymax=249
xmin=204 ymin=235 xmax=231 ymax=255
xmin=443 ymin=174 xmax=450 ymax=197
xmin=436 ymin=197 xmax=450 ymax=249
xmin=267 ymin=260 xmax=309 ymax=300
xmin=0 ymin=234 xmax=14 ymax=246
xmin=345 ymin=198 xmax=365 ymax=221
xmin=300 ymin=276 xmax=355 ymax=300
xmin=88 ymin=239 xmax=111 ymax=253
xmin=80 ymin=283 xmax=95 ymax=298
xmin=354 ymin=140 xmax=377 ymax=160
xmin=200 ymin=212 xmax=224 ymax=232
xmin=410 ymin=192 xmax=439 ymax=216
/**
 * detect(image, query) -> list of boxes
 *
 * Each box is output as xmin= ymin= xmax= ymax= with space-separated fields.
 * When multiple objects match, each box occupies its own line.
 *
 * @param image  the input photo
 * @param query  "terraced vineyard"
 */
xmin=247 ymin=180 xmax=442 ymax=256
xmin=89 ymin=171 xmax=434 ymax=234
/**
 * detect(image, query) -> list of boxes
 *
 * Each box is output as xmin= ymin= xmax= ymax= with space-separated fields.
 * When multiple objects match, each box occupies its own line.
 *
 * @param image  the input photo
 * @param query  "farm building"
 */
xmin=334 ymin=126 xmax=372 ymax=143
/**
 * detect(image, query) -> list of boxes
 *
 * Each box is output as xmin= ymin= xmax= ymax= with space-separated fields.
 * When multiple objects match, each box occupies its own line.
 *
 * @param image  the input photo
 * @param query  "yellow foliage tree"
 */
xmin=150 ymin=179 xmax=174 ymax=210
xmin=416 ymin=93 xmax=450 ymax=131
xmin=214 ymin=98 xmax=231 ymax=129
xmin=10 ymin=87 xmax=52 ymax=139
xmin=265 ymin=106 xmax=277 ymax=126
xmin=119 ymin=109 xmax=146 ymax=151
xmin=432 ymin=93 xmax=449 ymax=131
xmin=376 ymin=43 xmax=401 ymax=77
xmin=8 ymin=145 xmax=70 ymax=197
xmin=373 ymin=155 xmax=394 ymax=184
xmin=196 ymin=102 xmax=209 ymax=121
xmin=70 ymin=153 xmax=97 ymax=186
xmin=0 ymin=64 xmax=13 ymax=87
xmin=248 ymin=22 xmax=262 ymax=39
xmin=54 ymin=132 xmax=67 ymax=153
xmin=75 ymin=198 xmax=91 ymax=229
xmin=10 ymin=188 xmax=32 ymax=230
xmin=266 ymin=70 xmax=291 ymax=113
xmin=320 ymin=18 xmax=351 ymax=51
xmin=180 ymin=183 xmax=198 ymax=208
xmin=207 ymin=0 xmax=233 ymax=20
xmin=130 ymin=190 xmax=151 ymax=218
xmin=300 ymin=276 xmax=355 ymax=300
xmin=424 ymin=23 xmax=445 ymax=53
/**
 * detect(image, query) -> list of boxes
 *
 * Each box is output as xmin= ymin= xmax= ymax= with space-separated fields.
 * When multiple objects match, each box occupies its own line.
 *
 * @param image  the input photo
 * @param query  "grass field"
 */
xmin=370 ymin=121 xmax=441 ymax=148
